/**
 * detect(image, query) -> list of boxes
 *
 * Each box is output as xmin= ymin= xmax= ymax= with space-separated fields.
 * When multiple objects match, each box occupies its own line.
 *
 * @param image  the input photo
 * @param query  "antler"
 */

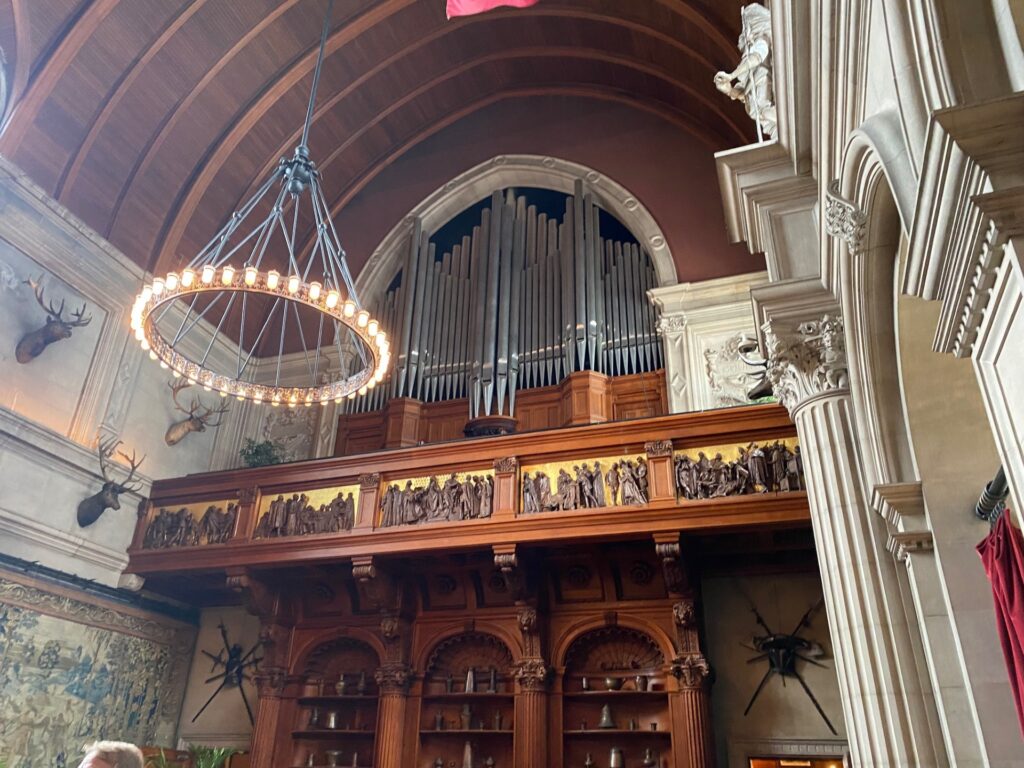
xmin=169 ymin=379 xmax=199 ymax=415
xmin=114 ymin=446 xmax=146 ymax=493
xmin=96 ymin=434 xmax=122 ymax=482
xmin=67 ymin=302 xmax=92 ymax=328
xmin=27 ymin=274 xmax=91 ymax=325
xmin=197 ymin=400 xmax=231 ymax=427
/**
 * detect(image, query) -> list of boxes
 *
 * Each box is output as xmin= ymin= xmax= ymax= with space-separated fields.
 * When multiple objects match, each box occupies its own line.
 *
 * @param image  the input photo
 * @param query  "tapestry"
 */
xmin=0 ymin=569 xmax=196 ymax=767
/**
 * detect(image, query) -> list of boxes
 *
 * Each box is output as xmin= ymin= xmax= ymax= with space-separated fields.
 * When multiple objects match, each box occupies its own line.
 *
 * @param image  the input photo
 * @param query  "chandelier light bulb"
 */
xmin=201 ymin=265 xmax=215 ymax=284
xmin=141 ymin=285 xmax=153 ymax=302
xmin=343 ymin=300 xmax=356 ymax=318
xmin=165 ymin=272 xmax=179 ymax=291
xmin=149 ymin=351 xmax=158 ymax=361
xmin=366 ymin=378 xmax=376 ymax=390
xmin=358 ymin=385 xmax=368 ymax=396
xmin=134 ymin=326 xmax=145 ymax=341
xmin=152 ymin=278 xmax=165 ymax=296
xmin=348 ymin=391 xmax=357 ymax=400
xmin=367 ymin=319 xmax=379 ymax=336
xmin=172 ymin=369 xmax=181 ymax=378
xmin=159 ymin=360 xmax=168 ymax=369
xmin=221 ymin=265 xmax=235 ymax=285
xmin=356 ymin=310 xmax=369 ymax=328
xmin=308 ymin=281 xmax=322 ymax=301
xmin=140 ymin=339 xmax=150 ymax=351
xmin=325 ymin=290 xmax=339 ymax=309
xmin=244 ymin=266 xmax=258 ymax=286
xmin=181 ymin=268 xmax=195 ymax=287
xmin=266 ymin=270 xmax=280 ymax=290
xmin=287 ymin=275 xmax=300 ymax=294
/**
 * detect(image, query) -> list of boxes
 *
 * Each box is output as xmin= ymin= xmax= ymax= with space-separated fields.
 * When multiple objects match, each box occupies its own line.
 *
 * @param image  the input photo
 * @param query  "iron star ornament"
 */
xmin=192 ymin=621 xmax=262 ymax=725
xmin=741 ymin=597 xmax=837 ymax=734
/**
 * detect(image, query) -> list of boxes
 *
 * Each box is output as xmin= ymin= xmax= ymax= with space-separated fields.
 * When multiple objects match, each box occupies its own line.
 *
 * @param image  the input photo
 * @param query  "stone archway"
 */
xmin=356 ymin=154 xmax=677 ymax=305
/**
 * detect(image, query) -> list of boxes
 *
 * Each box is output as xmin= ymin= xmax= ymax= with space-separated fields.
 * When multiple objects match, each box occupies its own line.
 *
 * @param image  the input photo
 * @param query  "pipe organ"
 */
xmin=351 ymin=180 xmax=662 ymax=419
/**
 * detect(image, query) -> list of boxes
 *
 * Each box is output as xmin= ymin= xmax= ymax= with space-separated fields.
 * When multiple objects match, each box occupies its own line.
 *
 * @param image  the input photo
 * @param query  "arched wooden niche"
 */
xmin=423 ymin=631 xmax=516 ymax=695
xmin=563 ymin=626 xmax=666 ymax=683
xmin=303 ymin=636 xmax=381 ymax=694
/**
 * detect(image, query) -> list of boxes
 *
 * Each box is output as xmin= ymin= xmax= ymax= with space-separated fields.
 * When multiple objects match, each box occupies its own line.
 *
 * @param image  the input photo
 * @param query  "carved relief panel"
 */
xmin=378 ymin=469 xmax=494 ymax=528
xmin=520 ymin=452 xmax=649 ymax=514
xmin=673 ymin=437 xmax=802 ymax=501
xmin=141 ymin=498 xmax=239 ymax=549
xmin=253 ymin=484 xmax=361 ymax=539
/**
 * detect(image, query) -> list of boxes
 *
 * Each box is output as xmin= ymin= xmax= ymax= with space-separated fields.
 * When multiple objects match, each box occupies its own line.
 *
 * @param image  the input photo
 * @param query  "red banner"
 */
xmin=446 ymin=0 xmax=540 ymax=19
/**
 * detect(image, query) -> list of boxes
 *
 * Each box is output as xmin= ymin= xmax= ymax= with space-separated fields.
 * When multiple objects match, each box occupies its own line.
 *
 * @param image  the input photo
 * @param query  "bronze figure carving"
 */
xmin=674 ymin=441 xmax=803 ymax=500
xmin=379 ymin=474 xmax=494 ymax=527
xmin=253 ymin=491 xmax=355 ymax=538
xmin=143 ymin=502 xmax=238 ymax=548
xmin=522 ymin=459 xmax=646 ymax=513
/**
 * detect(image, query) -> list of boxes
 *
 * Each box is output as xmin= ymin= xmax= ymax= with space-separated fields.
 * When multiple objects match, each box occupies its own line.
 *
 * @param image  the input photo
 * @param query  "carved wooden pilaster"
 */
xmin=513 ymin=658 xmax=549 ymax=768
xmin=672 ymin=655 xmax=715 ymax=768
xmin=235 ymin=486 xmax=260 ymax=540
xmin=357 ymin=472 xmax=380 ymax=530
xmin=375 ymin=663 xmax=412 ymax=768
xmin=249 ymin=668 xmax=287 ymax=768
xmin=492 ymin=456 xmax=519 ymax=518
xmin=645 ymin=440 xmax=676 ymax=501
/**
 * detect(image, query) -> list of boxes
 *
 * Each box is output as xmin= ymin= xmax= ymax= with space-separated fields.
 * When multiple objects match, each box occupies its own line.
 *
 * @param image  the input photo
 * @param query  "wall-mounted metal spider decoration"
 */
xmin=742 ymin=598 xmax=837 ymax=734
xmin=192 ymin=621 xmax=262 ymax=725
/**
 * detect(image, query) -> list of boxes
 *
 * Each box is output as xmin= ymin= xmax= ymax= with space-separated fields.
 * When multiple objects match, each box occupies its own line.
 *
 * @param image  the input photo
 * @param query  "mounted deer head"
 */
xmin=165 ymin=379 xmax=230 ymax=446
xmin=15 ymin=276 xmax=92 ymax=363
xmin=77 ymin=435 xmax=146 ymax=527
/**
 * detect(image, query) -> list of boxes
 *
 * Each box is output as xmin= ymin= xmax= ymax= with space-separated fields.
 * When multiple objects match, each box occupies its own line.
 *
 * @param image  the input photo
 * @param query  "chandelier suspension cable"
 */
xmin=130 ymin=0 xmax=390 ymax=407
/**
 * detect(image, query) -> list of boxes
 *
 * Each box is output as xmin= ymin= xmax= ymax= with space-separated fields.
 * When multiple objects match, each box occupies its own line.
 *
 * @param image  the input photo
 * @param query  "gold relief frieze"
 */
xmin=378 ymin=468 xmax=495 ymax=528
xmin=142 ymin=499 xmax=238 ymax=549
xmin=520 ymin=452 xmax=649 ymax=514
xmin=253 ymin=484 xmax=361 ymax=539
xmin=672 ymin=437 xmax=802 ymax=500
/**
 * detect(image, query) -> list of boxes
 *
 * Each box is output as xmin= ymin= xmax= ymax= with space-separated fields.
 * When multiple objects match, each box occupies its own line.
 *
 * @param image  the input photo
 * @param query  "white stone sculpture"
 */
xmin=714 ymin=4 xmax=777 ymax=140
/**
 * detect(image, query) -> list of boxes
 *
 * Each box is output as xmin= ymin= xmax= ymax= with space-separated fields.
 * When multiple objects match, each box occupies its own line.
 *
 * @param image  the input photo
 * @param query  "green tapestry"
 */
xmin=0 ymin=571 xmax=195 ymax=768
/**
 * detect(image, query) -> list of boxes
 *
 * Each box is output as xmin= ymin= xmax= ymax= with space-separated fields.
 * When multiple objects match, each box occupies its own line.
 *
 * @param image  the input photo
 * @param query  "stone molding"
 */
xmin=824 ymin=179 xmax=867 ymax=255
xmin=763 ymin=313 xmax=849 ymax=414
xmin=871 ymin=482 xmax=934 ymax=564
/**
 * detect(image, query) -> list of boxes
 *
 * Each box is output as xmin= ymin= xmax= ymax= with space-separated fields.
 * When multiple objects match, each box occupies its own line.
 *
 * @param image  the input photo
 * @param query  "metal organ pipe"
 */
xmin=353 ymin=181 xmax=663 ymax=421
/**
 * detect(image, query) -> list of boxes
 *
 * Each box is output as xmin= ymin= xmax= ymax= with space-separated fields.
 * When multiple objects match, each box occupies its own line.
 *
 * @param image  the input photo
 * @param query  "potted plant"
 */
xmin=239 ymin=438 xmax=284 ymax=468
xmin=187 ymin=746 xmax=238 ymax=768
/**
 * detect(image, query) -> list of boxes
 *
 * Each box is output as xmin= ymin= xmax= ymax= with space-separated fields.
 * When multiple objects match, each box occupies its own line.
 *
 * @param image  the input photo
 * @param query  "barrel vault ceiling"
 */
xmin=0 ymin=0 xmax=751 ymax=281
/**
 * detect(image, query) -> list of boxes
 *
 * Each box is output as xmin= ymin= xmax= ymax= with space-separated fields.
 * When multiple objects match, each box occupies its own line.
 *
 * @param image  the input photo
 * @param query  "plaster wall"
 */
xmin=703 ymin=573 xmax=846 ymax=767
xmin=895 ymin=290 xmax=1023 ymax=751
xmin=176 ymin=606 xmax=261 ymax=750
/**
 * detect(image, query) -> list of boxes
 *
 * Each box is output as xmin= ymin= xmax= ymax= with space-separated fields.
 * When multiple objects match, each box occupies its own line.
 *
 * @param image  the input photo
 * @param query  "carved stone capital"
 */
xmin=374 ymin=662 xmax=412 ymax=695
xmin=825 ymin=180 xmax=867 ymax=254
xmin=493 ymin=456 xmax=519 ymax=473
xmin=673 ymin=654 xmax=711 ymax=689
xmin=514 ymin=657 xmax=549 ymax=691
xmin=644 ymin=440 xmax=674 ymax=458
xmin=359 ymin=472 xmax=381 ymax=490
xmin=656 ymin=314 xmax=687 ymax=334
xmin=763 ymin=313 xmax=849 ymax=414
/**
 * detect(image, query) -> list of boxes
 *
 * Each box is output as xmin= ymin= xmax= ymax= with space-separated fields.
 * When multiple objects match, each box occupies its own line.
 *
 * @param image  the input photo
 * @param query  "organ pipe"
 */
xmin=345 ymin=181 xmax=662 ymax=419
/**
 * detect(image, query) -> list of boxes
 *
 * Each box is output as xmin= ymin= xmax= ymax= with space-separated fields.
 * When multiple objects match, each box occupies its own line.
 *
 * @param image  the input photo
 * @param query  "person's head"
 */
xmin=78 ymin=741 xmax=144 ymax=768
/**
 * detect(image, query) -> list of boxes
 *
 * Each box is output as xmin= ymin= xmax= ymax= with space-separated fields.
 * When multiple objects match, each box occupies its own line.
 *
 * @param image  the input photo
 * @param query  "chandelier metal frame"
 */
xmin=130 ymin=0 xmax=389 ymax=407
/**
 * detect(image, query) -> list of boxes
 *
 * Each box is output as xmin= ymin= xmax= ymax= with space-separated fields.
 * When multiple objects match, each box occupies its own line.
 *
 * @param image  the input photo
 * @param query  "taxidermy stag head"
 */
xmin=165 ymin=379 xmax=230 ymax=446
xmin=77 ymin=435 xmax=145 ymax=527
xmin=15 ymin=276 xmax=92 ymax=363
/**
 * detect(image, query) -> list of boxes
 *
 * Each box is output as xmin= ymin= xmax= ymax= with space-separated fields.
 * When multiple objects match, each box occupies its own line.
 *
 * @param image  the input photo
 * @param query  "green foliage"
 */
xmin=144 ymin=749 xmax=176 ymax=768
xmin=239 ymin=438 xmax=284 ymax=468
xmin=187 ymin=745 xmax=238 ymax=768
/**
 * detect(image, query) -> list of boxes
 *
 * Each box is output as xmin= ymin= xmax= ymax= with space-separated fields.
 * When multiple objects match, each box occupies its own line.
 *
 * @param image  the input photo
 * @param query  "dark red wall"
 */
xmin=338 ymin=95 xmax=760 ymax=284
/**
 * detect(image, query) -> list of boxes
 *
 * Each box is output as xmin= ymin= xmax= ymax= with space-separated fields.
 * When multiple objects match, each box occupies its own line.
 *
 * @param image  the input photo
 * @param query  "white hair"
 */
xmin=83 ymin=741 xmax=145 ymax=768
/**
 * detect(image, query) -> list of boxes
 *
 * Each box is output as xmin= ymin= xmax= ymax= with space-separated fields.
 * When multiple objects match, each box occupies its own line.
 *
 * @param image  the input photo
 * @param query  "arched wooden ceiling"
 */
xmin=0 ymin=0 xmax=751 ymax=278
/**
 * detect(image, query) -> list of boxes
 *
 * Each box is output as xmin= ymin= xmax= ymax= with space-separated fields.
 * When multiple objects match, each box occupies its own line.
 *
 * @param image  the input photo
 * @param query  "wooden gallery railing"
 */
xmin=126 ymin=404 xmax=806 ymax=575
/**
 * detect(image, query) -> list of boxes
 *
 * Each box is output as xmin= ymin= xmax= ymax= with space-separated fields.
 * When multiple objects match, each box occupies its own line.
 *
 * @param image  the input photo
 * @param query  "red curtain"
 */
xmin=977 ymin=510 xmax=1024 ymax=735
xmin=446 ymin=0 xmax=539 ymax=19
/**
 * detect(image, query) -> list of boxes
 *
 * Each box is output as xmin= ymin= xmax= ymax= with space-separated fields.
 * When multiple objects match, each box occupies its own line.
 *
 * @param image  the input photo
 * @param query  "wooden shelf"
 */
xmin=421 ymin=692 xmax=514 ymax=701
xmin=291 ymin=730 xmax=376 ymax=739
xmin=563 ymin=690 xmax=668 ymax=699
xmin=564 ymin=729 xmax=671 ymax=737
xmin=298 ymin=695 xmax=379 ymax=705
xmin=419 ymin=729 xmax=513 ymax=736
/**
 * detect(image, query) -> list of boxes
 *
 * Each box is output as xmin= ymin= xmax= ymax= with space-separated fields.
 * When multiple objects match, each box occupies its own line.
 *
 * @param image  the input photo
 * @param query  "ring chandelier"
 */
xmin=130 ymin=0 xmax=389 ymax=407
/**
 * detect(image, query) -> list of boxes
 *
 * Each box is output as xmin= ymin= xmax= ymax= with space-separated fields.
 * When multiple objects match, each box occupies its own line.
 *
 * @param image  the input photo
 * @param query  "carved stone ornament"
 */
xmin=763 ymin=314 xmax=849 ymax=414
xmin=514 ymin=658 xmax=549 ymax=691
xmin=644 ymin=440 xmax=674 ymax=458
xmin=656 ymin=314 xmax=687 ymax=334
xmin=374 ymin=663 xmax=412 ymax=694
xmin=824 ymin=180 xmax=867 ymax=255
xmin=673 ymin=654 xmax=711 ymax=689
xmin=493 ymin=456 xmax=519 ymax=473
xmin=713 ymin=3 xmax=777 ymax=139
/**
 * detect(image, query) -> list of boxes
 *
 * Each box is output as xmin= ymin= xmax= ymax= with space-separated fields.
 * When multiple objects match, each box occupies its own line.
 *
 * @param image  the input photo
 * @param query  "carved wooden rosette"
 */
xmin=645 ymin=439 xmax=676 ymax=500
xmin=492 ymin=456 xmax=520 ymax=518
xmin=357 ymin=472 xmax=380 ymax=529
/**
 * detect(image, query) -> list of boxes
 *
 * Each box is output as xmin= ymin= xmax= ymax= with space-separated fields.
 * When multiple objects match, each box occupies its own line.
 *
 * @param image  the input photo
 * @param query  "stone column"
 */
xmin=765 ymin=313 xmax=943 ymax=766
xmin=374 ymin=663 xmax=411 ymax=768
xmin=513 ymin=658 xmax=548 ymax=768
